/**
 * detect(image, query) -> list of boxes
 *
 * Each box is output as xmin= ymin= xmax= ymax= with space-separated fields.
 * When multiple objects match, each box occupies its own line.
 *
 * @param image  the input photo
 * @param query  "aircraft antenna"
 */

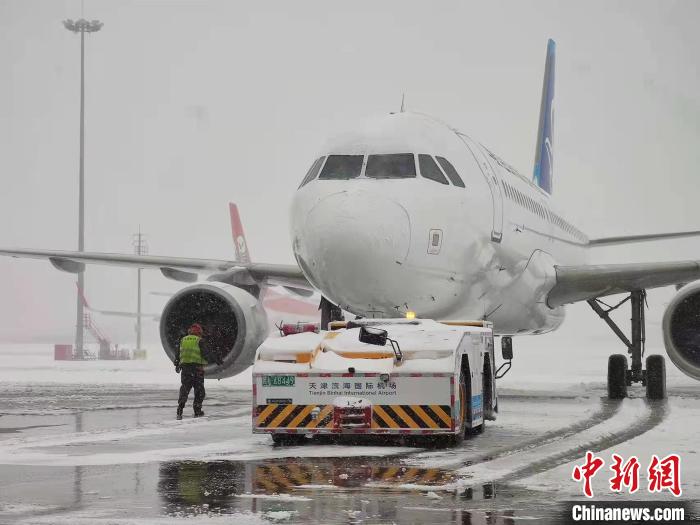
xmin=400 ymin=93 xmax=406 ymax=113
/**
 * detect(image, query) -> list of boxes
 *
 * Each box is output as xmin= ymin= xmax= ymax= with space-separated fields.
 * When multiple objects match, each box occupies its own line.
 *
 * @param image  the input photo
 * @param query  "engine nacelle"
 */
xmin=663 ymin=280 xmax=700 ymax=381
xmin=159 ymin=282 xmax=268 ymax=379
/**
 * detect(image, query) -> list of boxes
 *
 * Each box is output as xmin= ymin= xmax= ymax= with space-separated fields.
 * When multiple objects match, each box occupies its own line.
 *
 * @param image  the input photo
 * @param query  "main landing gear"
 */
xmin=588 ymin=289 xmax=666 ymax=400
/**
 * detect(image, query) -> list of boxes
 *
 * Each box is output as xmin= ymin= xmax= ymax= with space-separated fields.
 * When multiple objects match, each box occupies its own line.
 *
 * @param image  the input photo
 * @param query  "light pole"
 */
xmin=63 ymin=18 xmax=102 ymax=360
xmin=132 ymin=230 xmax=148 ymax=351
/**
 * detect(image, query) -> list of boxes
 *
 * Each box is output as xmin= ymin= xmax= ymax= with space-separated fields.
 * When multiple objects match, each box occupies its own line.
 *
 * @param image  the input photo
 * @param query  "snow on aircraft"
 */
xmin=4 ymin=40 xmax=700 ymax=397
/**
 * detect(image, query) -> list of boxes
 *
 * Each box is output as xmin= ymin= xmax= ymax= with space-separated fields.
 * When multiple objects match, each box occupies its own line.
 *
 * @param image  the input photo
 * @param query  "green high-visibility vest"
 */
xmin=179 ymin=335 xmax=207 ymax=365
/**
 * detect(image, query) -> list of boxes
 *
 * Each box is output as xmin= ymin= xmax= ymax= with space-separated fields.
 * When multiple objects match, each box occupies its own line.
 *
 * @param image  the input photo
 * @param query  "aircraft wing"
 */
xmin=548 ymin=260 xmax=700 ymax=307
xmin=89 ymin=308 xmax=161 ymax=320
xmin=0 ymin=248 xmax=311 ymax=290
xmin=589 ymin=230 xmax=700 ymax=246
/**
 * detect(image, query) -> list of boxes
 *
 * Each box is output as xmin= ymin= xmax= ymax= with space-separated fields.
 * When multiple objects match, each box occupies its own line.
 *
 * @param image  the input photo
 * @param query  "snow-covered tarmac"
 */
xmin=1 ymin=339 xmax=698 ymax=524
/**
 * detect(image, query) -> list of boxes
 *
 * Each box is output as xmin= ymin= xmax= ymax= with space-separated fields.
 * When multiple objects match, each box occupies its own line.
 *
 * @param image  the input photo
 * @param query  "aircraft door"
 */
xmin=457 ymin=134 xmax=504 ymax=242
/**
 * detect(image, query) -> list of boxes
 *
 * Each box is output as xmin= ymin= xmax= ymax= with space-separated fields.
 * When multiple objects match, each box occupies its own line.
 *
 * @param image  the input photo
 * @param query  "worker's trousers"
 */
xmin=178 ymin=364 xmax=205 ymax=411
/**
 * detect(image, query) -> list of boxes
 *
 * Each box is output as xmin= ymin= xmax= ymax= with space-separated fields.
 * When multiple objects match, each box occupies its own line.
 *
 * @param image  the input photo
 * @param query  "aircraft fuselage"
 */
xmin=290 ymin=112 xmax=588 ymax=335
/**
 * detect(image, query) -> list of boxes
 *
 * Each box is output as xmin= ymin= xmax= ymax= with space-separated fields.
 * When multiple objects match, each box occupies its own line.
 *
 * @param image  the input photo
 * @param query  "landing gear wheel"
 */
xmin=645 ymin=355 xmax=666 ymax=400
xmin=608 ymin=354 xmax=628 ymax=399
xmin=271 ymin=433 xmax=306 ymax=446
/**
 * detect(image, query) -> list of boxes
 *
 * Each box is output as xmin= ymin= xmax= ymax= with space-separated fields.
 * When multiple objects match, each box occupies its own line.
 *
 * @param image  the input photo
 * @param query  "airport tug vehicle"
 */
xmin=252 ymin=319 xmax=499 ymax=446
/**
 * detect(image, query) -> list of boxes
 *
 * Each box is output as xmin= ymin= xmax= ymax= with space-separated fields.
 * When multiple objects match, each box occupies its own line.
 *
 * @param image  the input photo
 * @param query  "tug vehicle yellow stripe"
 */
xmin=411 ymin=405 xmax=440 ymax=429
xmin=256 ymin=404 xmax=278 ymax=425
xmin=287 ymin=405 xmax=315 ymax=428
xmin=373 ymin=405 xmax=400 ymax=429
xmin=268 ymin=404 xmax=296 ymax=429
xmin=391 ymin=405 xmax=420 ymax=428
xmin=430 ymin=405 xmax=452 ymax=427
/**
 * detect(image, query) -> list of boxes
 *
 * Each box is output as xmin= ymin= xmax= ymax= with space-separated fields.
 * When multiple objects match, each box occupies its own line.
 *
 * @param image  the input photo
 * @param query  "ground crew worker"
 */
xmin=175 ymin=323 xmax=207 ymax=420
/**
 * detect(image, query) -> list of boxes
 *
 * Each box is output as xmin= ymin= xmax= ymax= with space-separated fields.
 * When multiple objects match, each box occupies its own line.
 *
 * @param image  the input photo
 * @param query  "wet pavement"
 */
xmin=0 ymin=383 xmax=697 ymax=524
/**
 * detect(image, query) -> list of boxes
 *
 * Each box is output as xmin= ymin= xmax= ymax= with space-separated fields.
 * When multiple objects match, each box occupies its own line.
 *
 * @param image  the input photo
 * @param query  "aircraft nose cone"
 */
xmin=295 ymin=190 xmax=411 ymax=314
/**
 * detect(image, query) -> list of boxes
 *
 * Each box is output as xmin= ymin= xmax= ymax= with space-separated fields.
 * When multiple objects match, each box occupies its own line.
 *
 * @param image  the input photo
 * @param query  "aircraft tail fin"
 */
xmin=533 ymin=39 xmax=556 ymax=194
xmin=229 ymin=203 xmax=251 ymax=263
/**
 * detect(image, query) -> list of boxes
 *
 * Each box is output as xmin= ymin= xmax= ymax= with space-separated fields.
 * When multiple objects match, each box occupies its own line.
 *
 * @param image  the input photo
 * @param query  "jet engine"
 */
xmin=159 ymin=282 xmax=268 ymax=379
xmin=662 ymin=280 xmax=700 ymax=381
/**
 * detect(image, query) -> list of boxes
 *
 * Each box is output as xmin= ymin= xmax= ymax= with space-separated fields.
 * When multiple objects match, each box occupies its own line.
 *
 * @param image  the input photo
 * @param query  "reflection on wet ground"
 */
xmin=160 ymin=457 xmax=454 ymax=498
xmin=156 ymin=458 xmax=562 ymax=523
xmin=157 ymin=458 xmax=548 ymax=523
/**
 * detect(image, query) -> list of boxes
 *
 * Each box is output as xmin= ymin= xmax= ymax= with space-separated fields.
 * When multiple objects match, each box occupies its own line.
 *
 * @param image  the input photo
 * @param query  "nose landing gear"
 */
xmin=320 ymin=296 xmax=344 ymax=330
xmin=588 ymin=290 xmax=666 ymax=400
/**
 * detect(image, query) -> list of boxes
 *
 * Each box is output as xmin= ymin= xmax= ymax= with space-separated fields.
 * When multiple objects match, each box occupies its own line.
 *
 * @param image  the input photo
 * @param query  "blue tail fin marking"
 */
xmin=533 ymin=39 xmax=555 ymax=194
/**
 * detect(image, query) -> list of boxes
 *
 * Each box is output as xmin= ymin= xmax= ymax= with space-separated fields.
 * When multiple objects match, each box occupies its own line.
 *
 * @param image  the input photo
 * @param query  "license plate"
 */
xmin=262 ymin=375 xmax=295 ymax=387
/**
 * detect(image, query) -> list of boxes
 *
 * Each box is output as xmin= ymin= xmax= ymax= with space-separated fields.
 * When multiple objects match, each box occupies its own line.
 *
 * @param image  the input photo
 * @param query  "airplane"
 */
xmin=4 ymin=39 xmax=700 ymax=399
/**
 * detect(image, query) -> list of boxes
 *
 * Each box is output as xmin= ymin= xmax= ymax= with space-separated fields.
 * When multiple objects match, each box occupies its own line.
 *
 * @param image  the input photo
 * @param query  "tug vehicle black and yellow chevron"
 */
xmin=256 ymin=404 xmax=334 ymax=429
xmin=371 ymin=405 xmax=452 ymax=429
xmin=256 ymin=404 xmax=452 ymax=430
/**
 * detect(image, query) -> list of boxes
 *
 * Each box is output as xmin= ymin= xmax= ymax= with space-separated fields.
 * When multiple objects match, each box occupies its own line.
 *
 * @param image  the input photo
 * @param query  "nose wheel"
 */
xmin=589 ymin=290 xmax=666 ymax=400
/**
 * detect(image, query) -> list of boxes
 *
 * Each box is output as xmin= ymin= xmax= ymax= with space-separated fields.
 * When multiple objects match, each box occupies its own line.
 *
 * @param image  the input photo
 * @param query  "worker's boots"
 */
xmin=176 ymin=406 xmax=183 ymax=420
xmin=193 ymin=406 xmax=205 ymax=418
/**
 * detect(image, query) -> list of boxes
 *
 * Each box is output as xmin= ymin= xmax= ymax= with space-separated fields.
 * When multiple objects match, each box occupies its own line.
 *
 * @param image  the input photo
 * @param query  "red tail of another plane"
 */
xmin=229 ymin=202 xmax=319 ymax=320
xmin=229 ymin=203 xmax=251 ymax=264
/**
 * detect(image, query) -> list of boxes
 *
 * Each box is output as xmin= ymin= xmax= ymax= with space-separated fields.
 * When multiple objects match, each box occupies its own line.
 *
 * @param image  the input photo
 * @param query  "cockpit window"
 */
xmin=298 ymin=156 xmax=325 ymax=188
xmin=436 ymin=157 xmax=466 ymax=188
xmin=365 ymin=153 xmax=416 ymax=179
xmin=419 ymin=154 xmax=449 ymax=185
xmin=318 ymin=155 xmax=363 ymax=180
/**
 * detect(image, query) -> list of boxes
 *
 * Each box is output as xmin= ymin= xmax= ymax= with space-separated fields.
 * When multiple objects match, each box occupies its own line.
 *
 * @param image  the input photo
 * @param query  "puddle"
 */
xmin=156 ymin=458 xmax=567 ymax=523
xmin=159 ymin=457 xmax=454 ymax=503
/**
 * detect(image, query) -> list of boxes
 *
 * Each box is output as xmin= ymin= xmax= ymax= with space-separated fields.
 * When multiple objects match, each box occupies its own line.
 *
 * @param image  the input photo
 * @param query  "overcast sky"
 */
xmin=1 ymin=0 xmax=699 ymax=345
